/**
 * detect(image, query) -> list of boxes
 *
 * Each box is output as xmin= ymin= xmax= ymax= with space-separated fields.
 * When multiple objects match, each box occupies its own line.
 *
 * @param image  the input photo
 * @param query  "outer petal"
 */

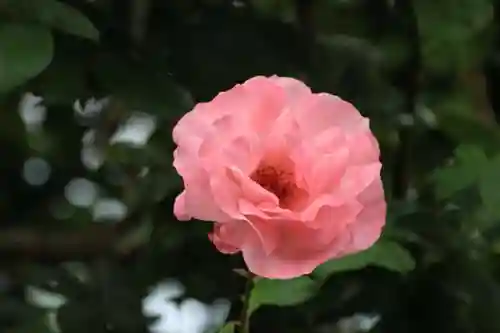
xmin=345 ymin=119 xmax=380 ymax=165
xmin=293 ymin=93 xmax=366 ymax=138
xmin=269 ymin=76 xmax=312 ymax=103
xmin=210 ymin=223 xmax=247 ymax=254
xmin=173 ymin=148 xmax=229 ymax=222
xmin=339 ymin=162 xmax=382 ymax=199
xmin=242 ymin=245 xmax=320 ymax=279
xmin=344 ymin=178 xmax=386 ymax=252
xmin=241 ymin=76 xmax=287 ymax=135
xmin=173 ymin=191 xmax=189 ymax=221
xmin=210 ymin=217 xmax=279 ymax=256
xmin=199 ymin=115 xmax=261 ymax=174
xmin=241 ymin=218 xmax=352 ymax=279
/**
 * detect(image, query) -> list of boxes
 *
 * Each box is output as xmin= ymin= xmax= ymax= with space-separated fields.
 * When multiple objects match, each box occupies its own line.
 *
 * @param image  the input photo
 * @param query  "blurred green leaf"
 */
xmin=94 ymin=54 xmax=193 ymax=124
xmin=30 ymin=51 xmax=89 ymax=104
xmin=313 ymin=241 xmax=415 ymax=280
xmin=433 ymin=145 xmax=488 ymax=199
xmin=0 ymin=23 xmax=53 ymax=93
xmin=218 ymin=322 xmax=237 ymax=333
xmin=479 ymin=154 xmax=500 ymax=218
xmin=308 ymin=34 xmax=399 ymax=118
xmin=414 ymin=0 xmax=493 ymax=73
xmin=248 ymin=276 xmax=317 ymax=316
xmin=252 ymin=0 xmax=295 ymax=22
xmin=437 ymin=112 xmax=500 ymax=154
xmin=4 ymin=0 xmax=99 ymax=41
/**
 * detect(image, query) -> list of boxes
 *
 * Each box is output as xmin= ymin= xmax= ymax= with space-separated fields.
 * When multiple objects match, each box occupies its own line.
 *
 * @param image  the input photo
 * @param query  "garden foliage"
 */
xmin=1 ymin=0 xmax=500 ymax=333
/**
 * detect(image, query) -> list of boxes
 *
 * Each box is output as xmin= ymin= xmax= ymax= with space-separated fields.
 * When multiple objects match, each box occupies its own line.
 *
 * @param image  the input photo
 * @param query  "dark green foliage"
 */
xmin=1 ymin=0 xmax=500 ymax=333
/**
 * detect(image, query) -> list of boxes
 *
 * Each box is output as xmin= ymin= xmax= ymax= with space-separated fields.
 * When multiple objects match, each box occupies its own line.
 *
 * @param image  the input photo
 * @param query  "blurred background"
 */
xmin=2 ymin=0 xmax=500 ymax=332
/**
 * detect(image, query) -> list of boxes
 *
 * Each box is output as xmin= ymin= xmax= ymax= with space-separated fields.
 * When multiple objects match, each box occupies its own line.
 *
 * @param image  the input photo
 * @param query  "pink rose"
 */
xmin=173 ymin=76 xmax=386 ymax=279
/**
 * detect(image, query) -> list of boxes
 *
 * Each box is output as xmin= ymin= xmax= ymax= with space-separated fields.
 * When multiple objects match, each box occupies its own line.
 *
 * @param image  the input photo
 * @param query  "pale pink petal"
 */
xmin=242 ymin=245 xmax=320 ymax=279
xmin=270 ymin=76 xmax=312 ymax=102
xmin=209 ymin=223 xmax=244 ymax=254
xmin=199 ymin=116 xmax=261 ymax=174
xmin=339 ymin=162 xmax=382 ymax=198
xmin=301 ymin=196 xmax=362 ymax=229
xmin=345 ymin=179 xmax=386 ymax=251
xmin=226 ymin=167 xmax=279 ymax=207
xmin=345 ymin=120 xmax=380 ymax=165
xmin=173 ymin=191 xmax=190 ymax=221
xmin=173 ymin=150 xmax=229 ymax=222
xmin=308 ymin=147 xmax=350 ymax=195
xmin=241 ymin=76 xmax=287 ymax=135
xmin=182 ymin=182 xmax=229 ymax=222
xmin=294 ymin=93 xmax=366 ymax=138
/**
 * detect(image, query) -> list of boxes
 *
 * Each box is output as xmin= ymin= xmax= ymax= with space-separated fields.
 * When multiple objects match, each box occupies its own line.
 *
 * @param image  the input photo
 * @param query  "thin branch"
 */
xmin=130 ymin=0 xmax=151 ymax=46
xmin=0 ymin=214 xmax=145 ymax=260
xmin=0 ymin=226 xmax=119 ymax=259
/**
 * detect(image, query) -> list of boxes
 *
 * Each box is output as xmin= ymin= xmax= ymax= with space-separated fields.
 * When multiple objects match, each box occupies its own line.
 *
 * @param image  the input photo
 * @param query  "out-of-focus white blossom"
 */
xmin=19 ymin=93 xmax=47 ymax=132
xmin=81 ymin=145 xmax=105 ymax=170
xmin=25 ymin=286 xmax=66 ymax=333
xmin=64 ymin=178 xmax=99 ymax=208
xmin=22 ymin=157 xmax=51 ymax=186
xmin=143 ymin=280 xmax=230 ymax=333
xmin=336 ymin=313 xmax=380 ymax=333
xmin=110 ymin=112 xmax=157 ymax=147
xmin=73 ymin=97 xmax=109 ymax=119
xmin=25 ymin=286 xmax=67 ymax=310
xmin=92 ymin=198 xmax=128 ymax=222
xmin=81 ymin=129 xmax=105 ymax=170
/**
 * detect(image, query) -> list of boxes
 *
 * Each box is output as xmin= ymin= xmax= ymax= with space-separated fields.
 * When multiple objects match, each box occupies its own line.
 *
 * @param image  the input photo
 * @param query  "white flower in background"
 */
xmin=22 ymin=157 xmax=51 ymax=186
xmin=25 ymin=286 xmax=67 ymax=309
xmin=64 ymin=178 xmax=99 ymax=208
xmin=92 ymin=197 xmax=128 ymax=222
xmin=81 ymin=145 xmax=105 ymax=170
xmin=143 ymin=280 xmax=231 ymax=333
xmin=336 ymin=313 xmax=380 ymax=333
xmin=81 ymin=129 xmax=105 ymax=170
xmin=18 ymin=92 xmax=47 ymax=132
xmin=110 ymin=112 xmax=157 ymax=147
xmin=417 ymin=104 xmax=437 ymax=128
xmin=73 ymin=97 xmax=109 ymax=119
xmin=25 ymin=286 xmax=67 ymax=333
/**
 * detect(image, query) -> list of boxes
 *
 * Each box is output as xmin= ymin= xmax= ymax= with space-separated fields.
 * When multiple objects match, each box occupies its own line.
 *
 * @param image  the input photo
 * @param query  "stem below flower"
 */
xmin=239 ymin=274 xmax=254 ymax=333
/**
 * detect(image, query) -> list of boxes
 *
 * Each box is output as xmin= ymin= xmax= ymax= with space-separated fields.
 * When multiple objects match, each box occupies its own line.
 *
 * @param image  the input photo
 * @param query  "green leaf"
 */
xmin=0 ymin=23 xmax=54 ymax=93
xmin=414 ymin=0 xmax=493 ymax=73
xmin=313 ymin=241 xmax=415 ymax=280
xmin=218 ymin=322 xmax=237 ymax=333
xmin=4 ymin=0 xmax=99 ymax=41
xmin=433 ymin=145 xmax=489 ymax=199
xmin=247 ymin=276 xmax=317 ymax=316
xmin=437 ymin=111 xmax=500 ymax=154
xmin=479 ymin=154 xmax=500 ymax=218
xmin=93 ymin=53 xmax=193 ymax=124
xmin=252 ymin=0 xmax=295 ymax=22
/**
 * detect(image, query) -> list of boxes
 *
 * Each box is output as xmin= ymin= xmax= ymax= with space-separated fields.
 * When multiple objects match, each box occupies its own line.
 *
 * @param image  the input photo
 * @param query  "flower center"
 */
xmin=250 ymin=162 xmax=300 ymax=208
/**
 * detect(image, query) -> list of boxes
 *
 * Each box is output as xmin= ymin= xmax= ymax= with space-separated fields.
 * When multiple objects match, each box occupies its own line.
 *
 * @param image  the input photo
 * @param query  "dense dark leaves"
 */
xmin=0 ymin=1 xmax=500 ymax=333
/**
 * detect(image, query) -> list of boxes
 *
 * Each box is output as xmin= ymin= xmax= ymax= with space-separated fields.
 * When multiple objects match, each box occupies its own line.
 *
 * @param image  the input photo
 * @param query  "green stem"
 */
xmin=239 ymin=275 xmax=253 ymax=333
